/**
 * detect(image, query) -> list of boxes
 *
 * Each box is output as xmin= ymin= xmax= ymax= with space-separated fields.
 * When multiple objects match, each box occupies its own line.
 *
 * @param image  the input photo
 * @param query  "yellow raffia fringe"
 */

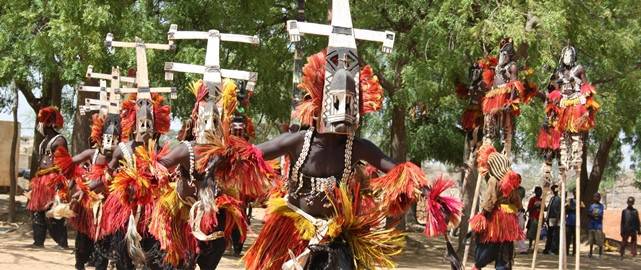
xmin=221 ymin=79 xmax=238 ymax=118
xmin=36 ymin=166 xmax=61 ymax=176
xmin=328 ymin=182 xmax=406 ymax=269
xmin=266 ymin=198 xmax=316 ymax=241
xmin=484 ymin=86 xmax=511 ymax=98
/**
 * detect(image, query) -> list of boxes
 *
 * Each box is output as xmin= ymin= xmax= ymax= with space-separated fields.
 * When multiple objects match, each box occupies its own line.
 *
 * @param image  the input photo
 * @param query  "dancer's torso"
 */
xmin=558 ymin=66 xmax=582 ymax=96
xmin=287 ymin=129 xmax=354 ymax=218
xmin=38 ymin=134 xmax=64 ymax=170
xmin=493 ymin=62 xmax=514 ymax=86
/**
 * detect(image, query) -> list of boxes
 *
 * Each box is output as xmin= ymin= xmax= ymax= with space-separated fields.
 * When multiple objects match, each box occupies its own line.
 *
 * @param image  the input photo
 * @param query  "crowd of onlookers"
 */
xmin=519 ymin=186 xmax=640 ymax=259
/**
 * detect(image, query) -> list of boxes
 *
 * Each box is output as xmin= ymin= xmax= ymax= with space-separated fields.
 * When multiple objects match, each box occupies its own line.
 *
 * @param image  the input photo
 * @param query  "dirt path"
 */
xmin=1 ymin=195 xmax=640 ymax=269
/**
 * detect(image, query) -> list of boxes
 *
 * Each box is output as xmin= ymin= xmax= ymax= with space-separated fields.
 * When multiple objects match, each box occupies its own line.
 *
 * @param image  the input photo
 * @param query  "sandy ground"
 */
xmin=1 ymin=194 xmax=641 ymax=270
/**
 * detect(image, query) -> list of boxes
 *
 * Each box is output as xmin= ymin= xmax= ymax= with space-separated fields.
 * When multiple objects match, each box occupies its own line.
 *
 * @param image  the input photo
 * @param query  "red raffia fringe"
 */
xmin=90 ymin=113 xmax=105 ymax=147
xmin=243 ymin=212 xmax=307 ymax=270
xmin=38 ymin=106 xmax=64 ymax=128
xmin=98 ymin=191 xmax=131 ymax=239
xmin=217 ymin=195 xmax=248 ymax=245
xmin=461 ymin=106 xmax=483 ymax=131
xmin=359 ymin=65 xmax=384 ymax=114
xmin=69 ymin=194 xmax=96 ymax=239
xmin=536 ymin=127 xmax=561 ymax=150
xmin=27 ymin=173 xmax=59 ymax=211
xmin=470 ymin=208 xmax=524 ymax=243
xmin=476 ymin=144 xmax=497 ymax=176
xmin=214 ymin=136 xmax=275 ymax=200
xmin=370 ymin=162 xmax=429 ymax=217
xmin=481 ymin=80 xmax=525 ymax=115
xmin=148 ymin=189 xmax=197 ymax=266
xmin=53 ymin=147 xmax=85 ymax=180
xmin=479 ymin=56 xmax=497 ymax=87
xmin=423 ymin=176 xmax=463 ymax=237
xmin=500 ymin=171 xmax=521 ymax=198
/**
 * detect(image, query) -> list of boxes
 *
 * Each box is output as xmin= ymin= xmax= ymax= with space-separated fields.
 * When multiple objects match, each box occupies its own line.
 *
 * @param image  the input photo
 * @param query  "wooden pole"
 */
xmin=462 ymin=172 xmax=484 ymax=269
xmin=575 ymin=168 xmax=581 ymax=269
xmin=559 ymin=179 xmax=567 ymax=270
xmin=530 ymin=185 xmax=550 ymax=269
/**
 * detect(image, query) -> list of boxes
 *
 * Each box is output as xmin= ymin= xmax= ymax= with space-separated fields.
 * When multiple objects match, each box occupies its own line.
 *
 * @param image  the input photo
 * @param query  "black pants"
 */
xmin=141 ymin=234 xmax=177 ymax=270
xmin=32 ymin=210 xmax=68 ymax=247
xmin=305 ymin=238 xmax=354 ymax=270
xmin=93 ymin=236 xmax=110 ymax=270
xmin=196 ymin=211 xmax=228 ymax=270
xmin=566 ymin=225 xmax=576 ymax=256
xmin=474 ymin=241 xmax=514 ymax=270
xmin=110 ymin=230 xmax=135 ymax=270
xmin=231 ymin=226 xmax=244 ymax=255
xmin=75 ymin=232 xmax=95 ymax=269
xmin=544 ymin=225 xmax=559 ymax=254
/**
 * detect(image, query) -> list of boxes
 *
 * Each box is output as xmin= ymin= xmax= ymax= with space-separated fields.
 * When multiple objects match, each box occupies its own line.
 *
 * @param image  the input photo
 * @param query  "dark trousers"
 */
xmin=196 ymin=238 xmax=226 ymax=270
xmin=231 ymin=227 xmax=244 ymax=255
xmin=620 ymin=233 xmax=638 ymax=257
xmin=566 ymin=225 xmax=576 ymax=256
xmin=474 ymin=241 xmax=514 ymax=270
xmin=141 ymin=234 xmax=177 ymax=270
xmin=75 ymin=232 xmax=94 ymax=269
xmin=110 ymin=230 xmax=135 ymax=270
xmin=196 ymin=210 xmax=229 ymax=269
xmin=32 ymin=210 xmax=68 ymax=247
xmin=93 ymin=237 xmax=110 ymax=270
xmin=544 ymin=225 xmax=559 ymax=254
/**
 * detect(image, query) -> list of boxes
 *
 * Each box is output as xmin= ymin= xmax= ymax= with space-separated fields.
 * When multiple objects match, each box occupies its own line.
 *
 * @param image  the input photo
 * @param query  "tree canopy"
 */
xmin=0 ymin=0 xmax=640 ymax=191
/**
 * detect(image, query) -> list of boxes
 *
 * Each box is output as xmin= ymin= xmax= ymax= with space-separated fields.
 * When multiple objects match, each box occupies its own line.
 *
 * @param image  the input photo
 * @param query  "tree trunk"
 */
xmin=580 ymin=135 xmax=616 ymax=209
xmin=71 ymin=89 xmax=92 ymax=154
xmin=8 ymin=83 xmax=19 ymax=223
xmin=29 ymin=122 xmax=43 ymax=178
xmin=457 ymin=166 xmax=478 ymax=254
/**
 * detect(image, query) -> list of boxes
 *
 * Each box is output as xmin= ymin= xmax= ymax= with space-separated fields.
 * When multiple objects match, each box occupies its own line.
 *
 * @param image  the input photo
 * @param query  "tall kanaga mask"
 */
xmin=295 ymin=51 xmax=383 ymax=134
xmin=321 ymin=46 xmax=360 ymax=134
xmin=560 ymin=45 xmax=577 ymax=67
xmin=135 ymin=98 xmax=154 ymax=142
xmin=120 ymin=94 xmax=170 ymax=142
xmin=91 ymin=113 xmax=121 ymax=155
xmin=189 ymin=80 xmax=223 ymax=145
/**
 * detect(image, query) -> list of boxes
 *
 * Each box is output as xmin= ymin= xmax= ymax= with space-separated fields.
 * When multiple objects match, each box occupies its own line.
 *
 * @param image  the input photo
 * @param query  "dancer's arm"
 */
xmin=354 ymin=138 xmax=396 ymax=173
xmin=257 ymin=131 xmax=303 ymax=160
xmin=71 ymin=149 xmax=96 ymax=165
xmin=158 ymin=143 xmax=188 ymax=171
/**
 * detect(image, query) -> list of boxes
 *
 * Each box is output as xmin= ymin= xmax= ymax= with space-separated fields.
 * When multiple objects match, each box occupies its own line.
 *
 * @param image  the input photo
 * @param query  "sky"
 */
xmin=0 ymin=91 xmax=36 ymax=137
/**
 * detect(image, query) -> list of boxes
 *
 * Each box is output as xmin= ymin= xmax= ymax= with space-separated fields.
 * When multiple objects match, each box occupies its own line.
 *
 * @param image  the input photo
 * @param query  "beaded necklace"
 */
xmin=289 ymin=127 xmax=354 ymax=205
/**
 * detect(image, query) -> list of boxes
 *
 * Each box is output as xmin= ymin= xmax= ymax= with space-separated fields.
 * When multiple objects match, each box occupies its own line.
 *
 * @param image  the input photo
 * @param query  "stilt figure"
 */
xmin=458 ymin=56 xmax=496 ymax=193
xmin=244 ymin=2 xmax=461 ymax=269
xmin=469 ymin=144 xmax=524 ymax=270
xmin=481 ymin=38 xmax=531 ymax=157
xmin=556 ymin=45 xmax=599 ymax=269
xmin=462 ymin=38 xmax=534 ymax=267
xmin=27 ymin=106 xmax=70 ymax=249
